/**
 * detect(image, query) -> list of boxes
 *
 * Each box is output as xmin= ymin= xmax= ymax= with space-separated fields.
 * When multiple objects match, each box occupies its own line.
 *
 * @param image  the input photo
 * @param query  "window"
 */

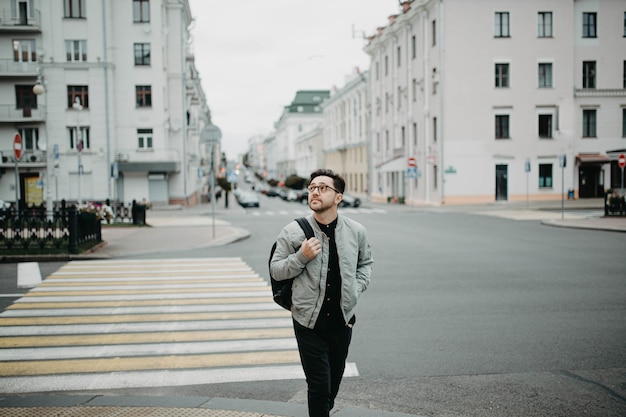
xmin=623 ymin=108 xmax=626 ymax=137
xmin=13 ymin=39 xmax=36 ymax=62
xmin=375 ymin=61 xmax=379 ymax=80
xmin=413 ymin=122 xmax=418 ymax=147
xmin=495 ymin=63 xmax=509 ymax=88
xmin=15 ymin=85 xmax=37 ymax=109
xmin=133 ymin=0 xmax=150 ymax=23
xmin=582 ymin=12 xmax=597 ymax=38
xmin=624 ymin=12 xmax=626 ymax=37
xmin=495 ymin=115 xmax=510 ymax=139
xmin=623 ymin=60 xmax=626 ymax=88
xmin=397 ymin=46 xmax=401 ymax=67
xmin=538 ymin=114 xmax=553 ymax=138
xmin=411 ymin=35 xmax=416 ymax=59
xmin=583 ymin=61 xmax=596 ymax=88
xmin=538 ymin=12 xmax=553 ymax=37
xmin=433 ymin=117 xmax=437 ymax=143
xmin=65 ymin=40 xmax=87 ymax=62
xmin=64 ymin=0 xmax=86 ymax=18
xmin=432 ymin=19 xmax=437 ymax=46
xmin=67 ymin=86 xmax=89 ymax=109
xmin=538 ymin=164 xmax=553 ymax=188
xmin=136 ymin=85 xmax=152 ymax=107
xmin=18 ymin=128 xmax=39 ymax=150
xmin=538 ymin=63 xmax=552 ymax=88
xmin=495 ymin=12 xmax=510 ymax=37
xmin=69 ymin=126 xmax=90 ymax=150
xmin=134 ymin=43 xmax=151 ymax=65
xmin=582 ymin=109 xmax=596 ymax=137
xmin=137 ymin=128 xmax=153 ymax=149
xmin=384 ymin=55 xmax=388 ymax=76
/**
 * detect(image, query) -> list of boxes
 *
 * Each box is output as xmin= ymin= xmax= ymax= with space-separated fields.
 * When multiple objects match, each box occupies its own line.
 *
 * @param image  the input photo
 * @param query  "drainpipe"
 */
xmin=438 ymin=0 xmax=445 ymax=205
xmin=406 ymin=23 xmax=413 ymax=204
xmin=180 ymin=2 xmax=188 ymax=204
xmin=422 ymin=8 xmax=430 ymax=203
xmin=101 ymin=0 xmax=112 ymax=201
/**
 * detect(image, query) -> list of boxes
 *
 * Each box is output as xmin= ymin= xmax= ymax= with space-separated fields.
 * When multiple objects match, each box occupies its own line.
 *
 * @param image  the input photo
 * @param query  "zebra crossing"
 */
xmin=249 ymin=207 xmax=387 ymax=216
xmin=0 ymin=258 xmax=358 ymax=393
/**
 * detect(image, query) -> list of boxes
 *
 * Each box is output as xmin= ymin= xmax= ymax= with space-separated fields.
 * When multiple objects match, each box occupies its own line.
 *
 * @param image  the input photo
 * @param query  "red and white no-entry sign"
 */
xmin=13 ymin=132 xmax=22 ymax=160
xmin=408 ymin=157 xmax=416 ymax=167
xmin=618 ymin=154 xmax=626 ymax=169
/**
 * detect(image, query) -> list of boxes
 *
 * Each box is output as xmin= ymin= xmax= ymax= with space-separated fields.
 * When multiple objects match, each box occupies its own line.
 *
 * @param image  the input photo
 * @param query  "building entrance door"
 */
xmin=495 ymin=164 xmax=508 ymax=201
xmin=579 ymin=165 xmax=604 ymax=198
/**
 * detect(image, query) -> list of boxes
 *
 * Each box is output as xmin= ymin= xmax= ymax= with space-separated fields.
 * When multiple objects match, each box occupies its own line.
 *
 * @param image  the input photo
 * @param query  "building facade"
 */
xmin=322 ymin=69 xmax=370 ymax=196
xmin=273 ymin=90 xmax=329 ymax=181
xmin=0 ymin=0 xmax=211 ymax=209
xmin=364 ymin=0 xmax=626 ymax=205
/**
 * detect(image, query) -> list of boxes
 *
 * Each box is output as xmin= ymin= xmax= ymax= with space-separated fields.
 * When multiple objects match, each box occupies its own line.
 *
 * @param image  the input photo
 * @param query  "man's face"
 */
xmin=308 ymin=175 xmax=342 ymax=212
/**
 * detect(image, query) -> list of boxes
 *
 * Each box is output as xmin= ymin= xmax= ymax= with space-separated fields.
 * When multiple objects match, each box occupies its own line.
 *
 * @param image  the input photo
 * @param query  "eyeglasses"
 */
xmin=307 ymin=183 xmax=341 ymax=194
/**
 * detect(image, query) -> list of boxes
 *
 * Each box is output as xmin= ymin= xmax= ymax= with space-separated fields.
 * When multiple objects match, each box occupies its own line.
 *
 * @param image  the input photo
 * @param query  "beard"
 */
xmin=309 ymin=197 xmax=335 ymax=213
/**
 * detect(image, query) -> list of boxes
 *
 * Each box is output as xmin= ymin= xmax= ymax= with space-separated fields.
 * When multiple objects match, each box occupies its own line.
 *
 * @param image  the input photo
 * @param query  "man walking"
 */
xmin=270 ymin=169 xmax=373 ymax=416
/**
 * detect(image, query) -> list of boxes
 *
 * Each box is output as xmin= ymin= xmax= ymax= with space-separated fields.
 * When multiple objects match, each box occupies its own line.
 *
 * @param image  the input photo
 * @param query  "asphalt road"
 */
xmin=1 ymin=195 xmax=625 ymax=417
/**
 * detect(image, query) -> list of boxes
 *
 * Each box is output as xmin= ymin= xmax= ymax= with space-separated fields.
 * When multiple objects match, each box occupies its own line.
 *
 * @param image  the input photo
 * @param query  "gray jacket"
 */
xmin=270 ymin=215 xmax=373 ymax=329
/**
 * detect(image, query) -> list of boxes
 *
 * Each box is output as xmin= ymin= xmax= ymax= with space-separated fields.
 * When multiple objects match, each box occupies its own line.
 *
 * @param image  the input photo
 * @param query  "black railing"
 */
xmin=604 ymin=191 xmax=626 ymax=217
xmin=0 ymin=201 xmax=102 ymax=255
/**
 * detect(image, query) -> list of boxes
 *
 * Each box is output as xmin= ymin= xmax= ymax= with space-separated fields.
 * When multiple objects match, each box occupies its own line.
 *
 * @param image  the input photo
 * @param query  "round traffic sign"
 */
xmin=619 ymin=154 xmax=626 ymax=169
xmin=408 ymin=157 xmax=416 ymax=167
xmin=13 ymin=132 xmax=22 ymax=160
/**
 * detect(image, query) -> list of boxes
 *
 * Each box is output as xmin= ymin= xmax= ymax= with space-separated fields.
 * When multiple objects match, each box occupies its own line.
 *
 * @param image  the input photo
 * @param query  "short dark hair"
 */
xmin=309 ymin=169 xmax=345 ymax=193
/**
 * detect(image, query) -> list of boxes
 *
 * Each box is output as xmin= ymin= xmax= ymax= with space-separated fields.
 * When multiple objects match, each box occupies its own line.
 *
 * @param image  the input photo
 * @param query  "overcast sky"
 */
xmin=188 ymin=0 xmax=402 ymax=158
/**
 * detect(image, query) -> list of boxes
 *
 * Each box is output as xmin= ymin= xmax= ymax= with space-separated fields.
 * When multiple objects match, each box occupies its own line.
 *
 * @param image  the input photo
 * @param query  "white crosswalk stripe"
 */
xmin=0 ymin=258 xmax=359 ymax=393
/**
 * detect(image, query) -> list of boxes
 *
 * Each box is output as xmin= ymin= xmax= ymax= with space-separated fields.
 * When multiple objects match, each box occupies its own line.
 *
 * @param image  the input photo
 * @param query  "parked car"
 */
xmin=339 ymin=193 xmax=361 ymax=208
xmin=285 ymin=189 xmax=300 ymax=202
xmin=236 ymin=191 xmax=260 ymax=208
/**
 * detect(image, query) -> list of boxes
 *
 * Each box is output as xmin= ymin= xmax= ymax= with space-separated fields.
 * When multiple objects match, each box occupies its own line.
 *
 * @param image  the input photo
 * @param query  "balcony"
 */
xmin=0 ymin=8 xmax=41 ymax=32
xmin=0 ymin=59 xmax=38 ymax=77
xmin=115 ymin=148 xmax=181 ymax=173
xmin=0 ymin=104 xmax=45 ymax=123
xmin=575 ymin=88 xmax=626 ymax=98
xmin=0 ymin=149 xmax=46 ymax=167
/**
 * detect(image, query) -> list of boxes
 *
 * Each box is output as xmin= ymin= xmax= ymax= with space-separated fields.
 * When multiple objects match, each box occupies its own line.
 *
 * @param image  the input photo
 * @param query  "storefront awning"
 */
xmin=376 ymin=157 xmax=406 ymax=173
xmin=576 ymin=153 xmax=610 ymax=164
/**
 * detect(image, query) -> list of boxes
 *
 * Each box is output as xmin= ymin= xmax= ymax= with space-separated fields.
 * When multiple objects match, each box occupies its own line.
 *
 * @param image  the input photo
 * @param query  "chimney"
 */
xmin=401 ymin=1 xmax=412 ymax=13
xmin=388 ymin=14 xmax=397 ymax=25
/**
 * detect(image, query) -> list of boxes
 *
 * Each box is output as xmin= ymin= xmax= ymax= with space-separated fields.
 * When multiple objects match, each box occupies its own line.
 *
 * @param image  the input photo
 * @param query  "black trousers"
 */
xmin=293 ymin=319 xmax=353 ymax=417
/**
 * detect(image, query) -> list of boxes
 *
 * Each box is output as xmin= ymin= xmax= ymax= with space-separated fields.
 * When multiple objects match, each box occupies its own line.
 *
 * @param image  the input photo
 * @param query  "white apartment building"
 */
xmin=322 ymin=68 xmax=370 ymax=196
xmin=273 ymin=90 xmax=329 ymax=181
xmin=0 ymin=0 xmax=211 ymax=209
xmin=365 ymin=0 xmax=626 ymax=205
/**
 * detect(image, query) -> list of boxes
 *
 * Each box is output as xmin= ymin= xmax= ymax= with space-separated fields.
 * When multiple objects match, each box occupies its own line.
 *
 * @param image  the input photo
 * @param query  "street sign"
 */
xmin=13 ymin=132 xmax=22 ymax=160
xmin=558 ymin=153 xmax=566 ymax=168
xmin=618 ymin=154 xmax=626 ymax=169
xmin=53 ymin=144 xmax=59 ymax=160
xmin=408 ymin=157 xmax=416 ymax=167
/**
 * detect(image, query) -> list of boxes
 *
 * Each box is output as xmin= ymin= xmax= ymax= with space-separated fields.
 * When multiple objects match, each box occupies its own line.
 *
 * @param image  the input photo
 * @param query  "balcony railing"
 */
xmin=0 ymin=149 xmax=46 ymax=165
xmin=115 ymin=148 xmax=181 ymax=163
xmin=0 ymin=104 xmax=45 ymax=122
xmin=0 ymin=8 xmax=41 ymax=31
xmin=575 ymin=88 xmax=626 ymax=98
xmin=0 ymin=58 xmax=38 ymax=76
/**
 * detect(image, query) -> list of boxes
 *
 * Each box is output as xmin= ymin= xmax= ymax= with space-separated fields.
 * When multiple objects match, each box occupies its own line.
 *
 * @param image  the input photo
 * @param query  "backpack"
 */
xmin=269 ymin=217 xmax=315 ymax=310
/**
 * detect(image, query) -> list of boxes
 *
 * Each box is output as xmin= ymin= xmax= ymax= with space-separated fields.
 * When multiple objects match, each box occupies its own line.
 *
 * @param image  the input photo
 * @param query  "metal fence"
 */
xmin=604 ymin=192 xmax=626 ymax=216
xmin=0 ymin=203 xmax=102 ymax=254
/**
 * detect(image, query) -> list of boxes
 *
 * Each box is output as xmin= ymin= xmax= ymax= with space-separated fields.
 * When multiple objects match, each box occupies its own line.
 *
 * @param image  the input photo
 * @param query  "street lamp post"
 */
xmin=73 ymin=97 xmax=83 ymax=205
xmin=200 ymin=124 xmax=222 ymax=238
xmin=32 ymin=69 xmax=53 ymax=216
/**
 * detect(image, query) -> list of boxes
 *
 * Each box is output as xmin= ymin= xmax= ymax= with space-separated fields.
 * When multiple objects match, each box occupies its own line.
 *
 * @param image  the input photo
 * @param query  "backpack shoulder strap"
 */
xmin=295 ymin=217 xmax=315 ymax=239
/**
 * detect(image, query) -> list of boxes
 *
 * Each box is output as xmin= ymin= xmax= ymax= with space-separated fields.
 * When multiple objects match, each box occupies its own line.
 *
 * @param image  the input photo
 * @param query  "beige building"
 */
xmin=0 ymin=0 xmax=212 ymax=208
xmin=322 ymin=69 xmax=370 ymax=196
xmin=365 ymin=0 xmax=626 ymax=205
